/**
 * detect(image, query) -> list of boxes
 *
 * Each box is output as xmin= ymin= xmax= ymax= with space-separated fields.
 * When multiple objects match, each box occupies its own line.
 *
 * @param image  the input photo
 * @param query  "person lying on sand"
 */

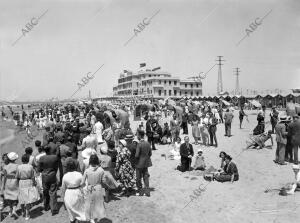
xmin=246 ymin=130 xmax=273 ymax=150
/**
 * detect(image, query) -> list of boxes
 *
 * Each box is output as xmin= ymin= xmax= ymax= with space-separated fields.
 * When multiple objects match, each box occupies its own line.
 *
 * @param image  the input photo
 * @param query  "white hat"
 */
xmin=81 ymin=148 xmax=96 ymax=159
xmin=7 ymin=152 xmax=18 ymax=161
xmin=197 ymin=148 xmax=203 ymax=153
xmin=292 ymin=164 xmax=300 ymax=170
xmin=119 ymin=139 xmax=127 ymax=147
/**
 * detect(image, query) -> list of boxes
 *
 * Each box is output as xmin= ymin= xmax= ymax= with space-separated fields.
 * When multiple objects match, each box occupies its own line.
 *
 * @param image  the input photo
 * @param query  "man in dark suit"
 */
xmin=38 ymin=145 xmax=59 ymax=215
xmin=135 ymin=131 xmax=152 ymax=197
xmin=289 ymin=114 xmax=300 ymax=164
xmin=180 ymin=136 xmax=194 ymax=172
xmin=146 ymin=113 xmax=159 ymax=150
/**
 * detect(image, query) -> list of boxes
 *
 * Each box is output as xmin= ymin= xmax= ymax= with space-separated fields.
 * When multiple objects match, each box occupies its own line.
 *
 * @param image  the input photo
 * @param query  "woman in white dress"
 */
xmin=82 ymin=155 xmax=106 ymax=223
xmin=61 ymin=159 xmax=86 ymax=223
xmin=170 ymin=137 xmax=181 ymax=160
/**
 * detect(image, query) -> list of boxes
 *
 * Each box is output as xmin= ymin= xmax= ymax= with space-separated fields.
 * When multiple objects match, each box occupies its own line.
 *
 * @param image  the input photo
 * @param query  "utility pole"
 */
xmin=234 ymin=67 xmax=241 ymax=95
xmin=216 ymin=56 xmax=225 ymax=95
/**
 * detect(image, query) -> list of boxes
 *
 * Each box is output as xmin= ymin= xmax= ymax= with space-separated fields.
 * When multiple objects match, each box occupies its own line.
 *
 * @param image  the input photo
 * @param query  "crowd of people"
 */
xmin=0 ymin=99 xmax=299 ymax=222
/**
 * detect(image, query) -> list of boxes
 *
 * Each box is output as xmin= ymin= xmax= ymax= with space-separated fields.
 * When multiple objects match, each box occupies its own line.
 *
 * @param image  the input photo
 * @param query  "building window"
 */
xmin=164 ymin=81 xmax=167 ymax=84
xmin=196 ymin=84 xmax=199 ymax=88
xmin=174 ymin=81 xmax=177 ymax=85
xmin=185 ymin=84 xmax=187 ymax=88
xmin=149 ymin=75 xmax=151 ymax=77
xmin=185 ymin=91 xmax=187 ymax=95
xmin=174 ymin=90 xmax=177 ymax=96
xmin=191 ymin=91 xmax=193 ymax=96
xmin=169 ymin=90 xmax=172 ymax=96
xmin=180 ymin=91 xmax=182 ymax=96
xmin=196 ymin=91 xmax=199 ymax=96
xmin=191 ymin=84 xmax=193 ymax=88
xmin=159 ymin=80 xmax=161 ymax=84
xmin=150 ymin=90 xmax=152 ymax=94
xmin=164 ymin=90 xmax=167 ymax=96
xmin=169 ymin=81 xmax=171 ymax=85
xmin=158 ymin=90 xmax=162 ymax=96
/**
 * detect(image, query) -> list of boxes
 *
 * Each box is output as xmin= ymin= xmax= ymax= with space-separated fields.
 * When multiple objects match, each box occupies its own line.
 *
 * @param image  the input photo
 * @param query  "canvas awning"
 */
xmin=249 ymin=99 xmax=261 ymax=108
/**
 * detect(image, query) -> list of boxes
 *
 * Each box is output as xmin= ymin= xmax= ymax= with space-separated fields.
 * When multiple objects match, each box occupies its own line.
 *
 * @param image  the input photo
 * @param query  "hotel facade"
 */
xmin=112 ymin=69 xmax=203 ymax=99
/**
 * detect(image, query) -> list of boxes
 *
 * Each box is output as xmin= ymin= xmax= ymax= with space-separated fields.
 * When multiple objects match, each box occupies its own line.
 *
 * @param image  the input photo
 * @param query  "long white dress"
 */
xmin=62 ymin=171 xmax=86 ymax=222
xmin=94 ymin=121 xmax=104 ymax=143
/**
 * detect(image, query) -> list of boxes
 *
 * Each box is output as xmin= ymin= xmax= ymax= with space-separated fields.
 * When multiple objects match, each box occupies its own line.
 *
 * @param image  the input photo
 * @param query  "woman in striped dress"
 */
xmin=16 ymin=154 xmax=40 ymax=220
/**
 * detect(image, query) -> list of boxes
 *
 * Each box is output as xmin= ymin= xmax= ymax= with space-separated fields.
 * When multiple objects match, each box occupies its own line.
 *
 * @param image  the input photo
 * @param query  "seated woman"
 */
xmin=286 ymin=164 xmax=300 ymax=194
xmin=214 ymin=155 xmax=239 ymax=183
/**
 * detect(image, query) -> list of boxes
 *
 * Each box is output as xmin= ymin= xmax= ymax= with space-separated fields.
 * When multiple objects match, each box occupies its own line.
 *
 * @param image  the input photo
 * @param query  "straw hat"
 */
xmin=81 ymin=148 xmax=96 ymax=159
xmin=7 ymin=152 xmax=18 ymax=161
xmin=197 ymin=148 xmax=203 ymax=153
xmin=119 ymin=139 xmax=127 ymax=147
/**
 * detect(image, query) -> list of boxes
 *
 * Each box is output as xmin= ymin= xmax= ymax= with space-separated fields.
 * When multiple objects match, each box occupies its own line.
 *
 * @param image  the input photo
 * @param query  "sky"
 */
xmin=0 ymin=0 xmax=300 ymax=101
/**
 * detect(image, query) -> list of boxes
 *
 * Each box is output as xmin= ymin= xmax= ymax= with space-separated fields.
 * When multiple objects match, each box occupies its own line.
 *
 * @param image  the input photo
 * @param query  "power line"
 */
xmin=216 ymin=56 xmax=225 ymax=94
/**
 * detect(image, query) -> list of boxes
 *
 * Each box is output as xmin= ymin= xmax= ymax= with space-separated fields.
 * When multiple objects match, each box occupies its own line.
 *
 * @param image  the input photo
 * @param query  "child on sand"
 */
xmin=193 ymin=149 xmax=206 ymax=170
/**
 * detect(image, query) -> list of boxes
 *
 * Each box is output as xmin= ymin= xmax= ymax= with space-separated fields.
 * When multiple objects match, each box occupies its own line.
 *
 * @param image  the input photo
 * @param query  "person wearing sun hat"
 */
xmin=193 ymin=148 xmax=206 ymax=170
xmin=274 ymin=115 xmax=289 ymax=165
xmin=2 ymin=152 xmax=19 ymax=218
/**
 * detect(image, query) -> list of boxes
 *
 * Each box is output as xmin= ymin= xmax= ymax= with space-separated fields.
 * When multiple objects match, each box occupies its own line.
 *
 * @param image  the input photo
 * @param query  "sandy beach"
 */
xmin=1 ymin=110 xmax=300 ymax=223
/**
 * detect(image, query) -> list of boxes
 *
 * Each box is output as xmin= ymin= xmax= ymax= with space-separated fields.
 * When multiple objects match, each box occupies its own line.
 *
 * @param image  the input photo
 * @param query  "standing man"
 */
xmin=181 ymin=112 xmax=189 ymax=135
xmin=289 ymin=114 xmax=300 ymax=164
xmin=270 ymin=106 xmax=279 ymax=134
xmin=239 ymin=107 xmax=248 ymax=129
xmin=208 ymin=112 xmax=218 ymax=147
xmin=135 ymin=131 xmax=152 ymax=197
xmin=274 ymin=116 xmax=288 ymax=165
xmin=38 ymin=146 xmax=59 ymax=215
xmin=179 ymin=136 xmax=194 ymax=172
xmin=146 ymin=113 xmax=159 ymax=150
xmin=170 ymin=114 xmax=181 ymax=144
xmin=224 ymin=108 xmax=234 ymax=137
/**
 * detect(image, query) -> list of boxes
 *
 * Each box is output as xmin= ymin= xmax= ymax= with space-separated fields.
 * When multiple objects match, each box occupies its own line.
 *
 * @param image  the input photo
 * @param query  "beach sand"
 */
xmin=1 ymin=110 xmax=299 ymax=223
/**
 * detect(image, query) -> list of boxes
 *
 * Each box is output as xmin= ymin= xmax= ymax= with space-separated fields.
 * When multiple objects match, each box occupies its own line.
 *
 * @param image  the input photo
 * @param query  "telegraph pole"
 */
xmin=216 ymin=56 xmax=225 ymax=95
xmin=234 ymin=68 xmax=241 ymax=95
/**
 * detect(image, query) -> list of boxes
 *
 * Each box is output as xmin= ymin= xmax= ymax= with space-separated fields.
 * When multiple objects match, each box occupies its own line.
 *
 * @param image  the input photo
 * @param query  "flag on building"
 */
xmin=140 ymin=63 xmax=146 ymax=68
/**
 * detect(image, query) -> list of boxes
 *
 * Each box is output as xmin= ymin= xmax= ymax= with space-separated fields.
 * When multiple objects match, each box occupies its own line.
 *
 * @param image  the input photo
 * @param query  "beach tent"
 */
xmin=221 ymin=99 xmax=231 ymax=106
xmin=249 ymin=99 xmax=261 ymax=108
xmin=286 ymin=103 xmax=300 ymax=116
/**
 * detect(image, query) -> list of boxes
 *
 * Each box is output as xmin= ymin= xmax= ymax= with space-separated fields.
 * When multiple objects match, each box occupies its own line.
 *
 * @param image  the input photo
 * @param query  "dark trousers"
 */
xmin=181 ymin=157 xmax=192 ymax=172
xmin=42 ymin=179 xmax=58 ymax=213
xmin=271 ymin=123 xmax=276 ymax=134
xmin=148 ymin=137 xmax=156 ymax=150
xmin=239 ymin=117 xmax=243 ymax=128
xmin=285 ymin=142 xmax=293 ymax=162
xmin=209 ymin=126 xmax=218 ymax=146
xmin=219 ymin=114 xmax=224 ymax=123
xmin=293 ymin=145 xmax=299 ymax=164
xmin=275 ymin=142 xmax=286 ymax=164
xmin=136 ymin=168 xmax=150 ymax=194
xmin=225 ymin=123 xmax=231 ymax=136
xmin=182 ymin=122 xmax=188 ymax=134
